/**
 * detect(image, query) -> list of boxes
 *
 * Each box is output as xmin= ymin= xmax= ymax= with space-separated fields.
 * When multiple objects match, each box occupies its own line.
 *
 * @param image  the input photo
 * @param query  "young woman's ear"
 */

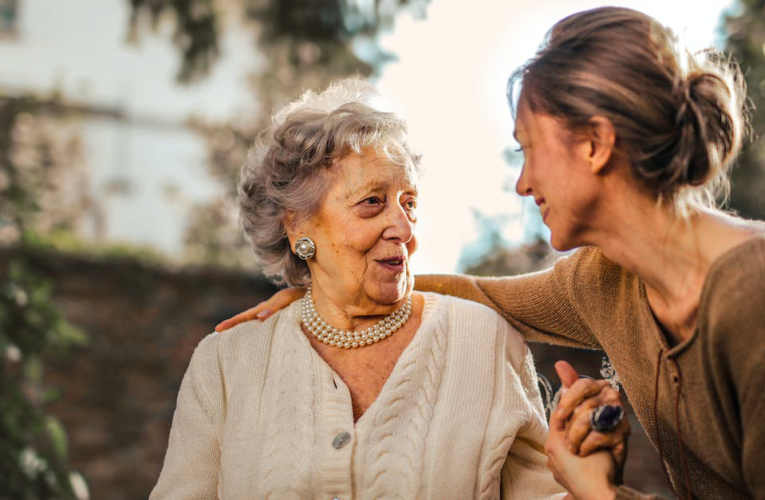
xmin=587 ymin=116 xmax=616 ymax=174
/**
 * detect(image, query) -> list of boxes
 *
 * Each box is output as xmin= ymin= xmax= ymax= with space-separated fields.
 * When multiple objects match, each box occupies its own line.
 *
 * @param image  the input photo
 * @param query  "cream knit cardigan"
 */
xmin=151 ymin=293 xmax=565 ymax=500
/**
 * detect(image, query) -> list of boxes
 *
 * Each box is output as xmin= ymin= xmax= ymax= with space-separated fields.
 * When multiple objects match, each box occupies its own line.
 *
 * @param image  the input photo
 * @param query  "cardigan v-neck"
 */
xmin=289 ymin=293 xmax=438 ymax=430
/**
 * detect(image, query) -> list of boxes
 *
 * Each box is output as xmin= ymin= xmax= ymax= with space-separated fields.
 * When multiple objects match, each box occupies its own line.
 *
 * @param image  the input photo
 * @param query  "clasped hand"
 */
xmin=545 ymin=361 xmax=631 ymax=500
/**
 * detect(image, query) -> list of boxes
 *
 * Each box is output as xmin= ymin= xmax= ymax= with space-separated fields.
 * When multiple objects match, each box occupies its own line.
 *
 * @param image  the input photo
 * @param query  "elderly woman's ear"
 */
xmin=284 ymin=211 xmax=303 ymax=250
xmin=285 ymin=211 xmax=318 ymax=262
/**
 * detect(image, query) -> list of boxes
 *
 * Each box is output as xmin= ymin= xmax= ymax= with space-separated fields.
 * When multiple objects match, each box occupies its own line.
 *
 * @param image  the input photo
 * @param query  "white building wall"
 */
xmin=0 ymin=0 xmax=259 ymax=255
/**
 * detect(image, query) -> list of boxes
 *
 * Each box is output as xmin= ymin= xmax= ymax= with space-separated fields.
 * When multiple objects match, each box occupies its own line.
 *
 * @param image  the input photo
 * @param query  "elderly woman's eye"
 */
xmin=364 ymin=196 xmax=383 ymax=205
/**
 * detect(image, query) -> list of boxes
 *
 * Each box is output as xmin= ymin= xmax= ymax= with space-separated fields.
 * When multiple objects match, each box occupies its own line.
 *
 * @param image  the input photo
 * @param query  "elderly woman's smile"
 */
xmin=290 ymin=148 xmax=419 ymax=324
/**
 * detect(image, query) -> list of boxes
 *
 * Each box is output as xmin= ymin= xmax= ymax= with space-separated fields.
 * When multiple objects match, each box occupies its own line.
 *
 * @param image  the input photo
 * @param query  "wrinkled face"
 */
xmin=514 ymin=100 xmax=600 ymax=251
xmin=296 ymin=148 xmax=419 ymax=310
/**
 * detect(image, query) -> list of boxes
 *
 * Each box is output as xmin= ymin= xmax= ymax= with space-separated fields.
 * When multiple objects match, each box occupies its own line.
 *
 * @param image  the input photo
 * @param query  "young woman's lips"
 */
xmin=539 ymin=202 xmax=549 ymax=222
xmin=376 ymin=257 xmax=406 ymax=272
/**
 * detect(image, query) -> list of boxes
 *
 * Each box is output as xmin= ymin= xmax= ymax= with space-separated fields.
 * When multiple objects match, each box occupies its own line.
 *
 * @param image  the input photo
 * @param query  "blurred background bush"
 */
xmin=0 ymin=0 xmax=763 ymax=497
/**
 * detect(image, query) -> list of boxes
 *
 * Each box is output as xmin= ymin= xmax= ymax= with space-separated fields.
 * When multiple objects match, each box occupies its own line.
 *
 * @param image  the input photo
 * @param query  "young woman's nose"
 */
xmin=515 ymin=165 xmax=533 ymax=197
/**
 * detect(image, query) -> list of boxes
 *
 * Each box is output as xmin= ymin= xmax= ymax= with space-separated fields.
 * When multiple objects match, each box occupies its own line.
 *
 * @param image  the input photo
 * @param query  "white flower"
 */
xmin=69 ymin=472 xmax=90 ymax=500
xmin=4 ymin=344 xmax=21 ymax=362
xmin=19 ymin=447 xmax=46 ymax=479
xmin=14 ymin=288 xmax=28 ymax=307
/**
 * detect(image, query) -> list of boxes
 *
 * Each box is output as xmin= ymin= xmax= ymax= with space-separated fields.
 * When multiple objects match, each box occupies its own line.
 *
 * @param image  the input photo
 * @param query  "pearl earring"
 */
xmin=294 ymin=237 xmax=316 ymax=260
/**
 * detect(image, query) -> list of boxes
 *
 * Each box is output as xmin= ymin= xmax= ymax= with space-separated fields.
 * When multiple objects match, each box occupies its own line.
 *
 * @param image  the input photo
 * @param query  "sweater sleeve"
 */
xmin=739 ymin=343 xmax=765 ymax=497
xmin=150 ymin=333 xmax=223 ymax=500
xmin=499 ymin=320 xmax=566 ymax=499
xmin=706 ymin=249 xmax=765 ymax=498
xmin=416 ymin=249 xmax=600 ymax=349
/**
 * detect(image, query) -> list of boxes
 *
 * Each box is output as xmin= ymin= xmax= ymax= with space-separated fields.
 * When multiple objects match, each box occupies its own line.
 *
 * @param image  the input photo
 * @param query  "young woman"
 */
xmin=217 ymin=7 xmax=764 ymax=499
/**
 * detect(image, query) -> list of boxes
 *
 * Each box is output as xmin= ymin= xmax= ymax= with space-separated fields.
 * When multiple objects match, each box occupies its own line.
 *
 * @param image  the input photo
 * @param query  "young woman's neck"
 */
xmin=586 ymin=191 xmax=757 ymax=340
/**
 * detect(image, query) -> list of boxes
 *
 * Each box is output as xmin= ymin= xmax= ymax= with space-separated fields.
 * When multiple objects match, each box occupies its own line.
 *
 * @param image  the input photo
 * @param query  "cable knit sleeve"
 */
xmin=415 ymin=249 xmax=599 ymax=348
xmin=497 ymin=317 xmax=566 ymax=499
xmin=150 ymin=333 xmax=223 ymax=500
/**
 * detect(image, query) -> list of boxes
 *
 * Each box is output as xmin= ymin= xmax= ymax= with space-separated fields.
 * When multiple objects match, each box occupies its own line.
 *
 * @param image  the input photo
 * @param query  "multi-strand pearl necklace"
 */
xmin=301 ymin=287 xmax=412 ymax=349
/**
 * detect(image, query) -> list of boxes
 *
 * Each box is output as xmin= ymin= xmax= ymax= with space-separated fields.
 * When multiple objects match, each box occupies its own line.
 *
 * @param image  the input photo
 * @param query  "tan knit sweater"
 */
xmin=151 ymin=293 xmax=566 ymax=499
xmin=417 ymin=237 xmax=765 ymax=499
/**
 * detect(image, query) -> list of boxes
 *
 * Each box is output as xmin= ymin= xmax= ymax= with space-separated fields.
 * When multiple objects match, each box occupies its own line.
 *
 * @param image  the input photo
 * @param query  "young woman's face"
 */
xmin=514 ymin=100 xmax=603 ymax=251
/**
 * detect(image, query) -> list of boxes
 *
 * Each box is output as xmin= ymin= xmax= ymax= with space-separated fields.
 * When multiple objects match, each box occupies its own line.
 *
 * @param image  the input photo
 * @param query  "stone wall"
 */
xmin=2 ymin=248 xmax=671 ymax=498
xmin=3 ymin=248 xmax=277 ymax=500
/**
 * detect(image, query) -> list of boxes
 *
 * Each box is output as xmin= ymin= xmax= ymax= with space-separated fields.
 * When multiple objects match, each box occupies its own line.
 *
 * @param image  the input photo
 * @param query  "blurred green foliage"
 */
xmin=128 ymin=0 xmax=428 ymax=83
xmin=0 ymin=257 xmax=88 ymax=499
xmin=0 ymin=95 xmax=88 ymax=499
xmin=725 ymin=0 xmax=765 ymax=219
xmin=24 ymin=229 xmax=170 ymax=265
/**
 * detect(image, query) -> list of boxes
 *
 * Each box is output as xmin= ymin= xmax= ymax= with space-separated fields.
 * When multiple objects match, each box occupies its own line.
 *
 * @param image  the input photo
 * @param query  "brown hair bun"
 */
xmin=510 ymin=7 xmax=747 ymax=209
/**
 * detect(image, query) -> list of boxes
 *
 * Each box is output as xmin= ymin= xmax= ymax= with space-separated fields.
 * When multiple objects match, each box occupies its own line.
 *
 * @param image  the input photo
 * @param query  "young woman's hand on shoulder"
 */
xmin=214 ymin=287 xmax=305 ymax=331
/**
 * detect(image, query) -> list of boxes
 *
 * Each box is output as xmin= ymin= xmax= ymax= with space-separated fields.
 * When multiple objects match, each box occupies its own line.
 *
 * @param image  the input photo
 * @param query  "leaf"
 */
xmin=45 ymin=417 xmax=68 ymax=460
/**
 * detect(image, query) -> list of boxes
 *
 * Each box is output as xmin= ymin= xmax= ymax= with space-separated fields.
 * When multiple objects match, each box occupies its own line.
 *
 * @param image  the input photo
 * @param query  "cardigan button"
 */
xmin=332 ymin=431 xmax=351 ymax=449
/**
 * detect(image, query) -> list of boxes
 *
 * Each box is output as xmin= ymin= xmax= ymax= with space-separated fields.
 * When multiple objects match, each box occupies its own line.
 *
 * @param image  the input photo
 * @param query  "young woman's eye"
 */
xmin=514 ymin=146 xmax=524 ymax=153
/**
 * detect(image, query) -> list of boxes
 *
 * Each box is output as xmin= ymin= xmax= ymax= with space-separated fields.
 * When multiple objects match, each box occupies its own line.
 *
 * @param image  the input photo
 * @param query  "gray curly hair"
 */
xmin=238 ymin=79 xmax=421 ymax=287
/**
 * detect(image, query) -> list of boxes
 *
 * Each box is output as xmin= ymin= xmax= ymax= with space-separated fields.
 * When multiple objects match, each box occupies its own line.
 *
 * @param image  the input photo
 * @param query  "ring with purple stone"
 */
xmin=589 ymin=404 xmax=624 ymax=433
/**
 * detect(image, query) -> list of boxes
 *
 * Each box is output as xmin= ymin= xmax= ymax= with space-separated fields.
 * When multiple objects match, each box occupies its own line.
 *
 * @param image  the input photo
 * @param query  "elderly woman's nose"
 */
xmin=383 ymin=204 xmax=415 ymax=242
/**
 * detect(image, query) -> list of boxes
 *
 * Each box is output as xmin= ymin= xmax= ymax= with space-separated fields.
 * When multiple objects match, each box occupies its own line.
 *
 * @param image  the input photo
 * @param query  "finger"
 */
xmin=215 ymin=304 xmax=266 ymax=332
xmin=214 ymin=288 xmax=306 ymax=331
xmin=548 ymin=406 xmax=567 ymax=433
xmin=579 ymin=418 xmax=631 ymax=457
xmin=278 ymin=287 xmax=306 ymax=306
xmin=566 ymin=407 xmax=596 ymax=450
xmin=556 ymin=378 xmax=610 ymax=421
xmin=579 ymin=433 xmax=629 ymax=477
xmin=567 ymin=388 xmax=622 ymax=434
xmin=567 ymin=393 xmax=624 ymax=451
xmin=554 ymin=360 xmax=580 ymax=389
xmin=610 ymin=440 xmax=629 ymax=470
xmin=569 ymin=391 xmax=620 ymax=422
xmin=578 ymin=431 xmax=618 ymax=456
xmin=564 ymin=408 xmax=596 ymax=453
xmin=544 ymin=424 xmax=567 ymax=464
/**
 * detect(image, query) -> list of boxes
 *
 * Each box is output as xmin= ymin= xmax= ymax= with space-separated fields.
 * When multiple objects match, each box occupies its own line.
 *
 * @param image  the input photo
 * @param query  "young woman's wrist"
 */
xmin=579 ymin=480 xmax=617 ymax=500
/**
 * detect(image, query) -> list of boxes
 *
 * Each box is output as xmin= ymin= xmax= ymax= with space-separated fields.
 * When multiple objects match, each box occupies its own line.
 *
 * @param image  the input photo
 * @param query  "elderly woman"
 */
xmin=151 ymin=81 xmax=566 ymax=499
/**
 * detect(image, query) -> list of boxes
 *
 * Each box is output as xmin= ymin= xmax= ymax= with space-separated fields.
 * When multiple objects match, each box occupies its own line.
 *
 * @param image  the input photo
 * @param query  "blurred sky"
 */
xmin=0 ymin=0 xmax=735 ymax=274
